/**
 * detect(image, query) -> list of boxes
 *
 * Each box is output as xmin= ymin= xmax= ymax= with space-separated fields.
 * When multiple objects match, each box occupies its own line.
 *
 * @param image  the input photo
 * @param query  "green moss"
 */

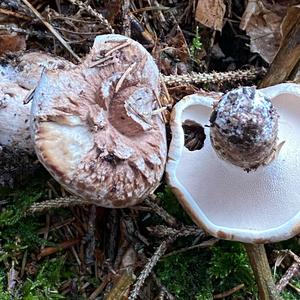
xmin=22 ymin=256 xmax=70 ymax=299
xmin=157 ymin=186 xmax=192 ymax=224
xmin=156 ymin=249 xmax=211 ymax=299
xmin=156 ymin=241 xmax=257 ymax=299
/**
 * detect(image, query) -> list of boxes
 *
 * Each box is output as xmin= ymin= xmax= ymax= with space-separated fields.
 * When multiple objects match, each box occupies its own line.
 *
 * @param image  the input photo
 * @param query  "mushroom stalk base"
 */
xmin=244 ymin=244 xmax=281 ymax=300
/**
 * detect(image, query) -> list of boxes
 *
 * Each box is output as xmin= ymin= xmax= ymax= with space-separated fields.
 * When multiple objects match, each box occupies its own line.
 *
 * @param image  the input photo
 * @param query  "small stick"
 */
xmin=213 ymin=283 xmax=245 ymax=299
xmin=20 ymin=0 xmax=81 ymax=62
xmin=39 ymin=238 xmax=81 ymax=257
xmin=0 ymin=8 xmax=31 ymax=20
xmin=89 ymin=55 xmax=114 ymax=68
xmin=147 ymin=224 xmax=204 ymax=238
xmin=162 ymin=68 xmax=263 ymax=86
xmin=27 ymin=196 xmax=90 ymax=214
xmin=67 ymin=0 xmax=114 ymax=33
xmin=144 ymin=196 xmax=178 ymax=227
xmin=85 ymin=205 xmax=96 ymax=266
xmin=122 ymin=0 xmax=131 ymax=37
xmin=104 ymin=40 xmax=131 ymax=57
xmin=0 ymin=24 xmax=50 ymax=38
xmin=163 ymin=238 xmax=218 ymax=258
xmin=88 ymin=277 xmax=109 ymax=300
xmin=128 ymin=239 xmax=170 ymax=300
xmin=115 ymin=62 xmax=137 ymax=93
xmin=276 ymin=262 xmax=300 ymax=293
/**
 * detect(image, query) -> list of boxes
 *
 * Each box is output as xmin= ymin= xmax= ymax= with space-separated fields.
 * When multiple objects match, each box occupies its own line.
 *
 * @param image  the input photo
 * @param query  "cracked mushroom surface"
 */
xmin=31 ymin=34 xmax=167 ymax=208
xmin=0 ymin=52 xmax=72 ymax=153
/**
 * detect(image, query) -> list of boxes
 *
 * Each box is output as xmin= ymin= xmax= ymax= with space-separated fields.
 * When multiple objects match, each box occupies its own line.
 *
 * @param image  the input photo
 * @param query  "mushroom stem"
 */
xmin=244 ymin=244 xmax=281 ymax=300
xmin=210 ymin=86 xmax=279 ymax=171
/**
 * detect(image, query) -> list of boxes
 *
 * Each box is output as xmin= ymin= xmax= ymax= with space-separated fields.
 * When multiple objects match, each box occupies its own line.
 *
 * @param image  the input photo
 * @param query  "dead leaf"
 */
xmin=239 ymin=0 xmax=293 ymax=63
xmin=0 ymin=32 xmax=26 ymax=56
xmin=195 ymin=0 xmax=226 ymax=31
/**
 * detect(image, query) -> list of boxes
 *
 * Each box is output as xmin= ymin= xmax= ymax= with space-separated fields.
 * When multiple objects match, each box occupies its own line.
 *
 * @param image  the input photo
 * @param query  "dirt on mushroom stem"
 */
xmin=210 ymin=86 xmax=279 ymax=171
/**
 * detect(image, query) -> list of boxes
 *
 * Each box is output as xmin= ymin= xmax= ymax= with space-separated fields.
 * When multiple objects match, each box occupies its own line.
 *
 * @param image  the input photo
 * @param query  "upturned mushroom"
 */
xmin=31 ymin=34 xmax=167 ymax=208
xmin=166 ymin=83 xmax=300 ymax=243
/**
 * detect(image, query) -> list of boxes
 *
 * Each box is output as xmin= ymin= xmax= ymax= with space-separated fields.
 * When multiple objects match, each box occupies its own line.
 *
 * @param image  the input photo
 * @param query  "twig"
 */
xmin=66 ymin=0 xmax=114 ymax=33
xmin=20 ymin=0 xmax=81 ymax=62
xmin=276 ymin=250 xmax=300 ymax=265
xmin=89 ymin=55 xmax=114 ymax=68
xmin=213 ymin=283 xmax=245 ymax=299
xmin=85 ymin=205 xmax=96 ymax=266
xmin=122 ymin=0 xmax=131 ymax=37
xmin=163 ymin=238 xmax=218 ymax=258
xmin=104 ymin=40 xmax=131 ymax=57
xmin=147 ymin=224 xmax=205 ymax=238
xmin=0 ymin=7 xmax=31 ymax=20
xmin=276 ymin=262 xmax=300 ymax=293
xmin=128 ymin=239 xmax=170 ymax=300
xmin=0 ymin=24 xmax=50 ymax=38
xmin=144 ymin=196 xmax=178 ymax=227
xmin=162 ymin=68 xmax=264 ymax=86
xmin=88 ymin=276 xmax=109 ymax=300
xmin=288 ymin=282 xmax=300 ymax=294
xmin=27 ymin=196 xmax=90 ymax=214
xmin=39 ymin=238 xmax=81 ymax=257
xmin=115 ymin=62 xmax=137 ymax=93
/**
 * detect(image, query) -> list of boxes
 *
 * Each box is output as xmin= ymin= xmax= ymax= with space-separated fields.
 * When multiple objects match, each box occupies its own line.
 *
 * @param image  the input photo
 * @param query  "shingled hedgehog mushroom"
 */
xmin=167 ymin=83 xmax=300 ymax=243
xmin=0 ymin=52 xmax=73 ymax=153
xmin=31 ymin=34 xmax=167 ymax=208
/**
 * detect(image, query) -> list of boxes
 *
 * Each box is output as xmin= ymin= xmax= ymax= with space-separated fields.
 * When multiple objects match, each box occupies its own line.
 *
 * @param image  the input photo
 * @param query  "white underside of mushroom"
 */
xmin=167 ymin=83 xmax=300 ymax=243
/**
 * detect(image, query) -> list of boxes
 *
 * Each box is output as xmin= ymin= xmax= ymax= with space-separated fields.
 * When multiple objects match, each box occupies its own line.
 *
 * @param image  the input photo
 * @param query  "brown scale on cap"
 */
xmin=210 ymin=86 xmax=279 ymax=171
xmin=31 ymin=34 xmax=167 ymax=208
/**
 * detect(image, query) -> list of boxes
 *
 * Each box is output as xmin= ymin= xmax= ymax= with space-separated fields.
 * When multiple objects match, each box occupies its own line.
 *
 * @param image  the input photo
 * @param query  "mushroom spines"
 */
xmin=210 ymin=86 xmax=279 ymax=171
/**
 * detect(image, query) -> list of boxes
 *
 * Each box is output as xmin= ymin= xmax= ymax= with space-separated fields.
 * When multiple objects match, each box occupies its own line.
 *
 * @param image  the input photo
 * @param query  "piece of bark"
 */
xmin=259 ymin=5 xmax=300 ymax=87
xmin=276 ymin=262 xmax=300 ymax=293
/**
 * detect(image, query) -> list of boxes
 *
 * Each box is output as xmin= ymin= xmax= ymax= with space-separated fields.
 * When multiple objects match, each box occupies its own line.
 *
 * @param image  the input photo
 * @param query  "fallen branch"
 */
xmin=213 ymin=283 xmax=245 ymax=299
xmin=20 ymin=0 xmax=81 ymax=62
xmin=128 ymin=239 xmax=170 ymax=300
xmin=66 ymin=0 xmax=114 ymax=33
xmin=276 ymin=262 xmax=300 ymax=293
xmin=27 ymin=196 xmax=90 ymax=214
xmin=163 ymin=68 xmax=264 ymax=86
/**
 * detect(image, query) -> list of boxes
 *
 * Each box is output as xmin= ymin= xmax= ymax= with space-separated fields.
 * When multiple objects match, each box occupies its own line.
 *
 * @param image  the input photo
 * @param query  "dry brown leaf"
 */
xmin=240 ymin=0 xmax=293 ymax=63
xmin=0 ymin=32 xmax=26 ymax=56
xmin=195 ymin=0 xmax=226 ymax=31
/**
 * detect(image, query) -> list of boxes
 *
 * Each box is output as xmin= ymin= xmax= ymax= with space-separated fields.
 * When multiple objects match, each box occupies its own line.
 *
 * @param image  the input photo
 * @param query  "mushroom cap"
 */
xmin=31 ymin=34 xmax=167 ymax=208
xmin=0 ymin=52 xmax=72 ymax=153
xmin=166 ymin=83 xmax=300 ymax=243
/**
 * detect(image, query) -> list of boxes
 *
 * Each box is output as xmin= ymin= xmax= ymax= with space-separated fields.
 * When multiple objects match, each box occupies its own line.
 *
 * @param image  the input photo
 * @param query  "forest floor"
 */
xmin=0 ymin=0 xmax=300 ymax=299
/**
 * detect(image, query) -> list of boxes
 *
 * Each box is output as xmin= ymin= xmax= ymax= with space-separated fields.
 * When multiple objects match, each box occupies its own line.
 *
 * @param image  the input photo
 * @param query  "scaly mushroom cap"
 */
xmin=31 ymin=34 xmax=167 ymax=208
xmin=0 ymin=52 xmax=72 ymax=153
